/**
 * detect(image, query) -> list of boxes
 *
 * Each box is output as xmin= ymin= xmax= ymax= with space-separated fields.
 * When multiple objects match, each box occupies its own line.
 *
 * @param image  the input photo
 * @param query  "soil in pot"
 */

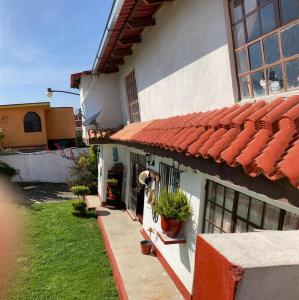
xmin=161 ymin=217 xmax=183 ymax=238
xmin=140 ymin=240 xmax=152 ymax=255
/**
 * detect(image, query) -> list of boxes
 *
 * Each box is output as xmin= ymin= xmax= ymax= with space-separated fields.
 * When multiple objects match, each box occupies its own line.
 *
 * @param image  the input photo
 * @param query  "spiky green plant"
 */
xmin=153 ymin=189 xmax=192 ymax=221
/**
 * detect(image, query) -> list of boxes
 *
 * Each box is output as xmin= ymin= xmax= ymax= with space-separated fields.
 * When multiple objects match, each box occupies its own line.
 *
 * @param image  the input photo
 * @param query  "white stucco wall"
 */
xmin=80 ymin=74 xmax=124 ymax=140
xmin=118 ymin=0 xmax=237 ymax=122
xmin=97 ymin=144 xmax=203 ymax=293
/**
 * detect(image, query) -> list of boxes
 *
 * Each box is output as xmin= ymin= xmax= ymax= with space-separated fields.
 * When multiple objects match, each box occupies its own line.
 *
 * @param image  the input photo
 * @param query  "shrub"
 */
xmin=68 ymin=146 xmax=98 ymax=194
xmin=71 ymin=185 xmax=90 ymax=200
xmin=153 ymin=189 xmax=192 ymax=221
xmin=72 ymin=199 xmax=86 ymax=211
xmin=0 ymin=160 xmax=17 ymax=178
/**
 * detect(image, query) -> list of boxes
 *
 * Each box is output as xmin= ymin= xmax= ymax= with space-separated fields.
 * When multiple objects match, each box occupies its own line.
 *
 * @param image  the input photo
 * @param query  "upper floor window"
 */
xmin=125 ymin=70 xmax=141 ymax=123
xmin=24 ymin=112 xmax=42 ymax=132
xmin=230 ymin=0 xmax=299 ymax=100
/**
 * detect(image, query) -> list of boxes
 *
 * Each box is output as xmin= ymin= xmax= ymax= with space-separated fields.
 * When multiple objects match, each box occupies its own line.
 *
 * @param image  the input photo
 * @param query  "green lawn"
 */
xmin=9 ymin=201 xmax=118 ymax=300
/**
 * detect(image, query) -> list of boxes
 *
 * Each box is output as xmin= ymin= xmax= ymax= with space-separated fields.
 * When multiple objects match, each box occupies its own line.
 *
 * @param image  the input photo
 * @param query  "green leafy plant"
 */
xmin=0 ymin=160 xmax=17 ymax=178
xmin=71 ymin=185 xmax=90 ymax=200
xmin=72 ymin=199 xmax=86 ymax=211
xmin=153 ymin=189 xmax=192 ymax=221
xmin=107 ymin=178 xmax=118 ymax=186
xmin=68 ymin=146 xmax=98 ymax=193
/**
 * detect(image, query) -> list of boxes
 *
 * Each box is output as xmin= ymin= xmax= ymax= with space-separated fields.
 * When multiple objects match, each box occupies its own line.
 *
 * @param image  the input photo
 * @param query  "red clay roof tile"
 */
xmin=111 ymin=96 xmax=299 ymax=188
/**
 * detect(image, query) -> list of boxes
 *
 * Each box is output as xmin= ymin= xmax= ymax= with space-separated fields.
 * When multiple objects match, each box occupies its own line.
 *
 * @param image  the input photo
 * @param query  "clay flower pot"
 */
xmin=161 ymin=216 xmax=183 ymax=238
xmin=140 ymin=240 xmax=152 ymax=255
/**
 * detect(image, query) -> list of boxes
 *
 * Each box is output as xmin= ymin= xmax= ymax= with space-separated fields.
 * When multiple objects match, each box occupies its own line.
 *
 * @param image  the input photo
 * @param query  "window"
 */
xmin=24 ymin=112 xmax=42 ymax=133
xmin=125 ymin=70 xmax=141 ymax=123
xmin=203 ymin=180 xmax=299 ymax=233
xmin=159 ymin=163 xmax=180 ymax=193
xmin=230 ymin=0 xmax=299 ymax=100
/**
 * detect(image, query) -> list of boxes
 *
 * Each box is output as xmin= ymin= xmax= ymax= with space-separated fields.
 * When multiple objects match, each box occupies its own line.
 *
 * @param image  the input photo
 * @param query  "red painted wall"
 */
xmin=192 ymin=236 xmax=243 ymax=300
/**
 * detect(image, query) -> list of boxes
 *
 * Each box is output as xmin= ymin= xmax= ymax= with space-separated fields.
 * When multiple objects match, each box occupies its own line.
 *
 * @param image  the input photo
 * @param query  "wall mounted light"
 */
xmin=146 ymin=153 xmax=155 ymax=167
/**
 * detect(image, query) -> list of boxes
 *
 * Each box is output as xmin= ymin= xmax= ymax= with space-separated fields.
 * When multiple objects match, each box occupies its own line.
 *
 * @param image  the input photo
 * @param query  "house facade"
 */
xmin=71 ymin=0 xmax=299 ymax=299
xmin=0 ymin=102 xmax=76 ymax=151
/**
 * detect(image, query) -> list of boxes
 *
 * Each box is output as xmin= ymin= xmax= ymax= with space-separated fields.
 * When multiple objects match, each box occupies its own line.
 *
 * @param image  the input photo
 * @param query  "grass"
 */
xmin=9 ymin=200 xmax=118 ymax=300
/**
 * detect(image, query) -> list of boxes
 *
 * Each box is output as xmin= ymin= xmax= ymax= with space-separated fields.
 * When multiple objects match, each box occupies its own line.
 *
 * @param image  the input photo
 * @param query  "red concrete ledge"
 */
xmin=140 ymin=228 xmax=191 ymax=300
xmin=97 ymin=217 xmax=128 ymax=300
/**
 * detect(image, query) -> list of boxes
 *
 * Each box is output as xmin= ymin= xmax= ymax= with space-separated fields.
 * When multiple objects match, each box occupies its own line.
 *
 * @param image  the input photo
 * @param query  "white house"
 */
xmin=71 ymin=0 xmax=299 ymax=299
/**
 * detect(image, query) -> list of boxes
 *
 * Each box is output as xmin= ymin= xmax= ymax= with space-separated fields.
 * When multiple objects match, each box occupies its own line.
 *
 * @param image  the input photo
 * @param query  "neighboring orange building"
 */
xmin=0 ymin=102 xmax=76 ymax=151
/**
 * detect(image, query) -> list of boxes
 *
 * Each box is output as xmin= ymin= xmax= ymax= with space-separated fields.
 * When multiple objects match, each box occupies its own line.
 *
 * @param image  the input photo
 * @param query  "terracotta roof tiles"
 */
xmin=111 ymin=96 xmax=299 ymax=188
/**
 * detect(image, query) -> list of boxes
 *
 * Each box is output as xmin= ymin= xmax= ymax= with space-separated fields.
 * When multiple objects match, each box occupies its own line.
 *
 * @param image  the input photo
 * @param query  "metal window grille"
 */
xmin=203 ymin=179 xmax=299 ymax=233
xmin=159 ymin=163 xmax=180 ymax=193
xmin=125 ymin=70 xmax=141 ymax=123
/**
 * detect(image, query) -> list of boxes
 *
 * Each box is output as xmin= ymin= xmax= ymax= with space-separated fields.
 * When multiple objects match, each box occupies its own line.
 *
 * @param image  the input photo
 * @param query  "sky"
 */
xmin=0 ymin=0 xmax=113 ymax=109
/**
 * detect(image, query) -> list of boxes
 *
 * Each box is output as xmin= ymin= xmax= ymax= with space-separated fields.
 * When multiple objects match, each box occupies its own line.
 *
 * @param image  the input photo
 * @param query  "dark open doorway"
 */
xmin=128 ymin=152 xmax=146 ymax=223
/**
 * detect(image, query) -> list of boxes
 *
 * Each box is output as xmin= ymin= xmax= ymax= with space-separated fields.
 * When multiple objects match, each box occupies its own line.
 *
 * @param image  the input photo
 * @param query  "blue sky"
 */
xmin=0 ymin=0 xmax=113 ymax=109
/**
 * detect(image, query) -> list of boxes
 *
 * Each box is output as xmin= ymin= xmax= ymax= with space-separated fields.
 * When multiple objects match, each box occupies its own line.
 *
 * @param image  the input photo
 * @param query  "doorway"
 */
xmin=128 ymin=152 xmax=146 ymax=223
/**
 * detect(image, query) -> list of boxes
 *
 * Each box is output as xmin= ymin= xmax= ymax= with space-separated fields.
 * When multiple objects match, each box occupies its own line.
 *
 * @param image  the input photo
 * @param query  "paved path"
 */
xmin=97 ymin=207 xmax=184 ymax=300
xmin=18 ymin=182 xmax=74 ymax=204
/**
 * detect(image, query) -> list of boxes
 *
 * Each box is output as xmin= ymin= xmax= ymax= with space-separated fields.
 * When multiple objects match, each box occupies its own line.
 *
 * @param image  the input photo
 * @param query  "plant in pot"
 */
xmin=153 ymin=189 xmax=192 ymax=238
xmin=106 ymin=178 xmax=119 ymax=200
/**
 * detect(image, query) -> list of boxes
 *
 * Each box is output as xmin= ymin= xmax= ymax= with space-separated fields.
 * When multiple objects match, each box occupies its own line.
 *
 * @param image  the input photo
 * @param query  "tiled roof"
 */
xmin=111 ymin=96 xmax=299 ymax=189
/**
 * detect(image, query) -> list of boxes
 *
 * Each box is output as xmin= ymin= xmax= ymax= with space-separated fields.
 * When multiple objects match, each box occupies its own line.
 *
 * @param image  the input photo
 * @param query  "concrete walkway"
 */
xmin=97 ymin=208 xmax=184 ymax=300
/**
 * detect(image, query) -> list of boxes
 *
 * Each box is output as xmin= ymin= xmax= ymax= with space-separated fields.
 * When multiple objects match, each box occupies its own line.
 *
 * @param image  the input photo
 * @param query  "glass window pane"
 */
xmin=280 ymin=0 xmax=299 ymax=24
xmin=239 ymin=76 xmax=251 ymax=99
xmin=249 ymin=42 xmax=263 ymax=69
xmin=237 ymin=193 xmax=250 ymax=219
xmin=263 ymin=204 xmax=280 ymax=230
xmin=286 ymin=58 xmax=299 ymax=89
xmin=260 ymin=3 xmax=276 ymax=34
xmin=206 ymin=201 xmax=215 ymax=222
xmin=236 ymin=49 xmax=249 ymax=73
xmin=252 ymin=71 xmax=266 ymax=96
xmin=267 ymin=65 xmax=284 ymax=94
xmin=213 ymin=226 xmax=221 ymax=233
xmin=283 ymin=211 xmax=299 ymax=230
xmin=282 ymin=23 xmax=299 ymax=58
xmin=264 ymin=34 xmax=280 ymax=64
xmin=236 ymin=219 xmax=247 ymax=232
xmin=204 ymin=221 xmax=213 ymax=233
xmin=244 ymin=0 xmax=257 ymax=15
xmin=225 ymin=188 xmax=235 ymax=211
xmin=246 ymin=12 xmax=262 ymax=41
xmin=216 ymin=184 xmax=225 ymax=206
xmin=231 ymin=0 xmax=243 ymax=23
xmin=234 ymin=22 xmax=246 ymax=47
xmin=249 ymin=197 xmax=263 ymax=225
xmin=222 ymin=211 xmax=232 ymax=232
xmin=207 ymin=181 xmax=216 ymax=201
xmin=214 ymin=206 xmax=223 ymax=228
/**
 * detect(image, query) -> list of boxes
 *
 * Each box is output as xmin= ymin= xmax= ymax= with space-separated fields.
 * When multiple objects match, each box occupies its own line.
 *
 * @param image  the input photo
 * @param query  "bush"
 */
xmin=71 ymin=185 xmax=90 ymax=199
xmin=153 ymin=189 xmax=192 ymax=221
xmin=0 ymin=160 xmax=17 ymax=178
xmin=72 ymin=199 xmax=86 ymax=211
xmin=68 ymin=146 xmax=98 ymax=194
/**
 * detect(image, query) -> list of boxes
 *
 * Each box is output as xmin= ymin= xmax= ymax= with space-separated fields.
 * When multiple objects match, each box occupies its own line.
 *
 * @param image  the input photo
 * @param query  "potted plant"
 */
xmin=106 ymin=178 xmax=119 ymax=200
xmin=153 ymin=189 xmax=192 ymax=238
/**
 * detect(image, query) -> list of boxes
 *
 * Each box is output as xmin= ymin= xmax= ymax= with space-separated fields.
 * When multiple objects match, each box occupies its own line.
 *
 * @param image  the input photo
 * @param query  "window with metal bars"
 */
xmin=159 ymin=163 xmax=180 ymax=193
xmin=24 ymin=112 xmax=42 ymax=133
xmin=229 ymin=0 xmax=299 ymax=100
xmin=203 ymin=179 xmax=299 ymax=233
xmin=125 ymin=70 xmax=141 ymax=123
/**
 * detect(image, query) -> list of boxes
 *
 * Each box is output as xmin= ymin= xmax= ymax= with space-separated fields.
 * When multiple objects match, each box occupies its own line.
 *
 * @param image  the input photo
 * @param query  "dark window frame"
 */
xmin=203 ymin=179 xmax=299 ymax=233
xmin=24 ymin=112 xmax=42 ymax=133
xmin=125 ymin=70 xmax=141 ymax=123
xmin=229 ymin=0 xmax=299 ymax=100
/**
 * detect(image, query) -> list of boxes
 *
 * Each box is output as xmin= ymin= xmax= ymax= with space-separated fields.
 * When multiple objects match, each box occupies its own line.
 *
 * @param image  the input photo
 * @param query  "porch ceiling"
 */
xmin=111 ymin=95 xmax=299 ymax=189
xmin=93 ymin=0 xmax=174 ymax=74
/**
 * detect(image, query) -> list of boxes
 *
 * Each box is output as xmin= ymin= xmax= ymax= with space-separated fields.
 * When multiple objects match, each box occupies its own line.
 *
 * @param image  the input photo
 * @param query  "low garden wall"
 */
xmin=0 ymin=148 xmax=89 ymax=183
